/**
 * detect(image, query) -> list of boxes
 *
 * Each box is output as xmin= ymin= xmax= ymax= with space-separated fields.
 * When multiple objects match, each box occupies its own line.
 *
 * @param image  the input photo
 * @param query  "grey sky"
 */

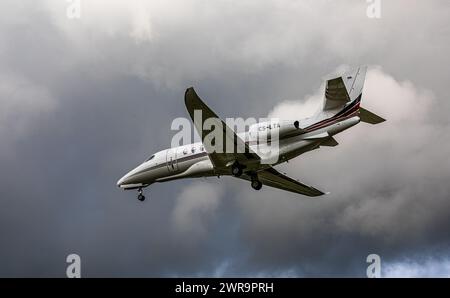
xmin=0 ymin=0 xmax=450 ymax=277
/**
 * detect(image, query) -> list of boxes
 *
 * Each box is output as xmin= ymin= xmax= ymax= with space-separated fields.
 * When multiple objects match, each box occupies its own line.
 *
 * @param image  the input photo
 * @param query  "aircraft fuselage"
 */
xmin=117 ymin=115 xmax=361 ymax=190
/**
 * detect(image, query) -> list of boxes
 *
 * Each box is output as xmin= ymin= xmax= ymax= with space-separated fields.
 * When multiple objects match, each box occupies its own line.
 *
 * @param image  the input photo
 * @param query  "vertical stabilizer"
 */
xmin=323 ymin=66 xmax=367 ymax=113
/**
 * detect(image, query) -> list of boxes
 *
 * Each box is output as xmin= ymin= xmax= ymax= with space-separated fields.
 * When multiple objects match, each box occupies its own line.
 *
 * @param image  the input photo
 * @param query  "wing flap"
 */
xmin=256 ymin=167 xmax=325 ymax=197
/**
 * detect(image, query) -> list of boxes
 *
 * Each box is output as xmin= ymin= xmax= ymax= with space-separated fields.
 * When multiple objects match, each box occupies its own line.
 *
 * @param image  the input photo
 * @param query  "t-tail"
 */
xmin=323 ymin=66 xmax=385 ymax=124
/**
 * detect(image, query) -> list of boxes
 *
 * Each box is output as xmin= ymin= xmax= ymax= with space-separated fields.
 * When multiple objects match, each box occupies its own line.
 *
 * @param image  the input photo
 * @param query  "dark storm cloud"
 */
xmin=0 ymin=0 xmax=450 ymax=277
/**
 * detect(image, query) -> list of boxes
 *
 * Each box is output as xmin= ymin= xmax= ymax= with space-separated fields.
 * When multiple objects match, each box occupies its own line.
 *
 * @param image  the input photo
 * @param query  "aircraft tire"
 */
xmin=251 ymin=180 xmax=262 ymax=191
xmin=232 ymin=164 xmax=243 ymax=177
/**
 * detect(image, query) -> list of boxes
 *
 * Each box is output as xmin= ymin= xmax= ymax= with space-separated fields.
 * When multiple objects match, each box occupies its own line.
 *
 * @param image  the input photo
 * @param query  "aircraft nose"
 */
xmin=117 ymin=174 xmax=129 ymax=187
xmin=117 ymin=163 xmax=147 ymax=188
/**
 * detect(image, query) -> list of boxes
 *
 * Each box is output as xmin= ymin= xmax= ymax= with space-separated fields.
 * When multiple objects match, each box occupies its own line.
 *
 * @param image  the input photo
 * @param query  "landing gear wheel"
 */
xmin=137 ymin=188 xmax=146 ymax=202
xmin=251 ymin=179 xmax=263 ymax=191
xmin=231 ymin=163 xmax=243 ymax=177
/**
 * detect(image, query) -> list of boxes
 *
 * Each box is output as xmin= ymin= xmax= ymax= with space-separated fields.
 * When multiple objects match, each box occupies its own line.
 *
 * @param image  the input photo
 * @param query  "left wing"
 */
xmin=242 ymin=167 xmax=326 ymax=197
xmin=184 ymin=87 xmax=260 ymax=171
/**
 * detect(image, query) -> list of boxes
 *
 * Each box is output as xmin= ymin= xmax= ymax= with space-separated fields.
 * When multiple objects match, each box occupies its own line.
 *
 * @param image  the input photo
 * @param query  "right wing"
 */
xmin=184 ymin=87 xmax=260 ymax=171
xmin=242 ymin=167 xmax=326 ymax=197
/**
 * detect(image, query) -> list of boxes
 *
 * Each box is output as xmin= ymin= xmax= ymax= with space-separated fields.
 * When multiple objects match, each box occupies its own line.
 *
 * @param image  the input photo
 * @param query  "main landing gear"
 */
xmin=137 ymin=188 xmax=146 ymax=202
xmin=231 ymin=162 xmax=243 ymax=177
xmin=231 ymin=162 xmax=262 ymax=190
xmin=251 ymin=177 xmax=263 ymax=191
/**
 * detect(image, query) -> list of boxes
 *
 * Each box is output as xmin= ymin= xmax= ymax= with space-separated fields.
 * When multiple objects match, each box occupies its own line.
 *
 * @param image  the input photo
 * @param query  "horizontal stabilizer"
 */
xmin=321 ymin=137 xmax=339 ymax=147
xmin=359 ymin=107 xmax=386 ymax=124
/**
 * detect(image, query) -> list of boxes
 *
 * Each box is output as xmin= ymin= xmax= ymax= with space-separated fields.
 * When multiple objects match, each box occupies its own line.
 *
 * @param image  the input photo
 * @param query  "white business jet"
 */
xmin=117 ymin=67 xmax=385 ymax=201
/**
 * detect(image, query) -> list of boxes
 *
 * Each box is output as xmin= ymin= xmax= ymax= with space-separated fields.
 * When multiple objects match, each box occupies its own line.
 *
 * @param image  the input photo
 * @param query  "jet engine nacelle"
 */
xmin=249 ymin=120 xmax=302 ymax=141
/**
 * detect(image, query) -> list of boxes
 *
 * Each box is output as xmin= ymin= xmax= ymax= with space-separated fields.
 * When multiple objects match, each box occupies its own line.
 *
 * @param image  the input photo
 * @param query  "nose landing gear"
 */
xmin=137 ymin=188 xmax=146 ymax=202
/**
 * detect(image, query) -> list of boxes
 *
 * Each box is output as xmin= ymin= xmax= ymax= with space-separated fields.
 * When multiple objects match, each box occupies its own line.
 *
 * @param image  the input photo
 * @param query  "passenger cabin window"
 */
xmin=145 ymin=155 xmax=155 ymax=162
xmin=191 ymin=147 xmax=196 ymax=153
xmin=200 ymin=146 xmax=204 ymax=152
xmin=183 ymin=148 xmax=188 ymax=155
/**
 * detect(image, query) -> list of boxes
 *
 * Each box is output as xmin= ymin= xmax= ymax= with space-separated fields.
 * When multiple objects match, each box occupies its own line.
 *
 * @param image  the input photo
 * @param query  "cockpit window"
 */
xmin=145 ymin=155 xmax=155 ymax=162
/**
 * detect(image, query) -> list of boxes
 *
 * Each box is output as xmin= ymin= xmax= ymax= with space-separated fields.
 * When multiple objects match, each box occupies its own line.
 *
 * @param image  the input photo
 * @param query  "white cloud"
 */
xmin=171 ymin=182 xmax=223 ymax=241
xmin=384 ymin=258 xmax=450 ymax=278
xmin=267 ymin=90 xmax=323 ymax=120
xmin=231 ymin=66 xmax=450 ymax=273
xmin=0 ymin=72 xmax=56 ymax=146
xmin=35 ymin=0 xmax=444 ymax=88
